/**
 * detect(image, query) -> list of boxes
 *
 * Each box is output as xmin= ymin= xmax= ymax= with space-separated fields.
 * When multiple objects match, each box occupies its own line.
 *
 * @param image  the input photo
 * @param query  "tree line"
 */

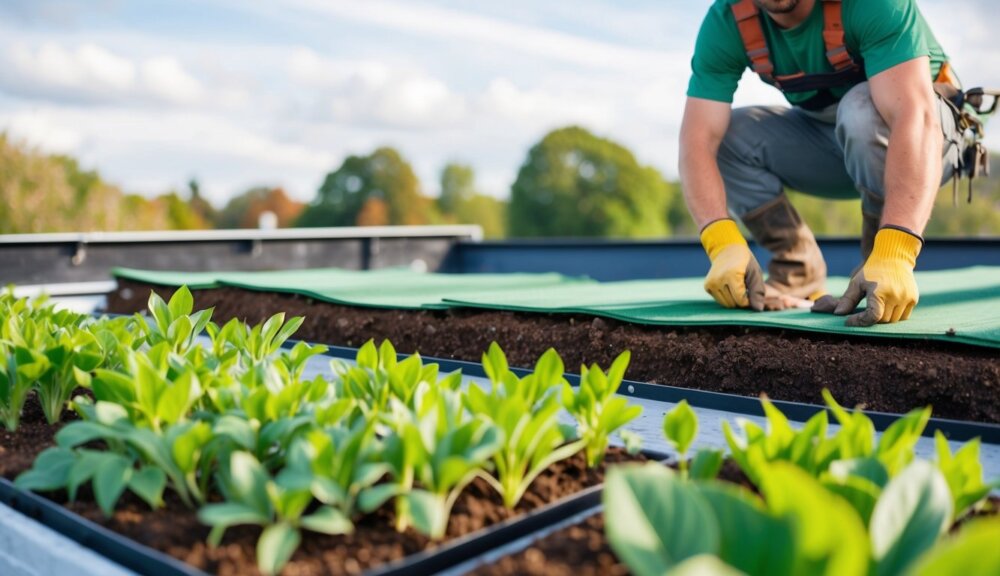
xmin=1 ymin=129 xmax=998 ymax=238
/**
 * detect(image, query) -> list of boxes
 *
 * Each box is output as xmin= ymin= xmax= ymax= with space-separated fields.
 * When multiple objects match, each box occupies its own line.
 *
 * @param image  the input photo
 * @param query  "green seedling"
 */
xmin=934 ymin=431 xmax=1000 ymax=520
xmin=361 ymin=388 xmax=501 ymax=538
xmin=466 ymin=345 xmax=584 ymax=508
xmin=562 ymin=351 xmax=642 ymax=467
xmin=140 ymin=286 xmax=214 ymax=354
xmin=604 ymin=458 xmax=961 ymax=576
xmin=199 ymin=451 xmax=354 ymax=576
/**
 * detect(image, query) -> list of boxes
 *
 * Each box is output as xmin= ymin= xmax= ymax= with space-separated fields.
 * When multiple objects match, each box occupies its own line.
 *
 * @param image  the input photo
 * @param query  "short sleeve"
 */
xmin=686 ymin=2 xmax=748 ymax=103
xmin=850 ymin=0 xmax=929 ymax=78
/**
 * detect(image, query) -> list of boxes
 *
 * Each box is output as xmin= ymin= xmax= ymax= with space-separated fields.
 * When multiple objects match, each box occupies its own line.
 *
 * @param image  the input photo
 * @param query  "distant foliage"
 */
xmin=297 ymin=147 xmax=428 ymax=227
xmin=437 ymin=163 xmax=506 ymax=239
xmin=215 ymin=187 xmax=305 ymax=229
xmin=508 ymin=126 xmax=675 ymax=238
xmin=0 ymin=135 xmax=208 ymax=233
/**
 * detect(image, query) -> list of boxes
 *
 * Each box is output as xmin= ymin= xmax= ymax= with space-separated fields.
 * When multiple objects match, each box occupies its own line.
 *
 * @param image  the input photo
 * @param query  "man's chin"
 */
xmin=753 ymin=0 xmax=802 ymax=14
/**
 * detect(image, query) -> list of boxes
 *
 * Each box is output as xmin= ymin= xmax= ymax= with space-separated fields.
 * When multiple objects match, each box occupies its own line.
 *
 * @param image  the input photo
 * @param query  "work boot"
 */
xmin=741 ymin=194 xmax=827 ymax=310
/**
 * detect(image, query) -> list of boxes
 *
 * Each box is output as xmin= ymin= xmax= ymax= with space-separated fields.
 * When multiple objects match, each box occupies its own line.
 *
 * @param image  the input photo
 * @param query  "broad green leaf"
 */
xmin=356 ymin=340 xmax=378 ymax=370
xmin=876 ymin=408 xmax=930 ymax=476
xmin=300 ymin=506 xmax=354 ymax=535
xmin=699 ymin=483 xmax=796 ymax=576
xmin=667 ymin=555 xmax=748 ymax=576
xmin=148 ymin=291 xmax=172 ymax=333
xmin=482 ymin=342 xmax=509 ymax=384
xmin=934 ymin=432 xmax=993 ymax=519
xmin=405 ymin=490 xmax=448 ymax=539
xmin=55 ymin=421 xmax=114 ymax=448
xmin=128 ymin=466 xmax=167 ymax=508
xmin=213 ymin=415 xmax=256 ymax=450
xmin=604 ymin=464 xmax=718 ymax=575
xmin=256 ymin=522 xmax=301 ymax=576
xmin=229 ymin=452 xmax=272 ymax=516
xmin=66 ymin=450 xmax=104 ymax=501
xmin=198 ymin=502 xmax=270 ymax=546
xmin=821 ymin=475 xmax=882 ymax=525
xmin=664 ymin=400 xmax=698 ymax=456
xmin=15 ymin=447 xmax=76 ymax=491
xmin=358 ymin=484 xmax=400 ymax=513
xmin=828 ymin=457 xmax=890 ymax=488
xmin=905 ymin=518 xmax=1000 ymax=576
xmin=871 ymin=460 xmax=953 ymax=576
xmin=167 ymin=286 xmax=194 ymax=319
xmin=93 ymin=453 xmax=133 ymax=517
xmin=690 ymin=449 xmax=724 ymax=481
xmin=760 ymin=462 xmax=869 ymax=576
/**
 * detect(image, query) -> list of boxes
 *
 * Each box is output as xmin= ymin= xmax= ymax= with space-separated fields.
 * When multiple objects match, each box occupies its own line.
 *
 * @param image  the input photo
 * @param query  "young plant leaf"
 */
xmin=256 ymin=522 xmax=301 ymax=576
xmin=664 ymin=400 xmax=698 ymax=457
xmin=603 ymin=464 xmax=719 ymax=575
xmin=870 ymin=460 xmax=953 ymax=576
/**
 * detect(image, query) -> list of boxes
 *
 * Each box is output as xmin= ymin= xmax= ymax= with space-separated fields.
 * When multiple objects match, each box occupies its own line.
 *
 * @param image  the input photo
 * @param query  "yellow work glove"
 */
xmin=700 ymin=219 xmax=765 ymax=311
xmin=815 ymin=227 xmax=922 ymax=326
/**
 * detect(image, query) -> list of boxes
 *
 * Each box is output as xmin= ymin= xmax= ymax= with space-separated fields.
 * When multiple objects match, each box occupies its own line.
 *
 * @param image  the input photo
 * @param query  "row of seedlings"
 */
xmin=3 ymin=287 xmax=646 ymax=574
xmin=473 ymin=393 xmax=1000 ymax=576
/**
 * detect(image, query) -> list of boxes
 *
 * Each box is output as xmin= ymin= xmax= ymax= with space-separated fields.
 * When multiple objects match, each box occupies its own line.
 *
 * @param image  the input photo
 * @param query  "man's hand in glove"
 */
xmin=812 ymin=226 xmax=922 ymax=326
xmin=700 ymin=219 xmax=766 ymax=311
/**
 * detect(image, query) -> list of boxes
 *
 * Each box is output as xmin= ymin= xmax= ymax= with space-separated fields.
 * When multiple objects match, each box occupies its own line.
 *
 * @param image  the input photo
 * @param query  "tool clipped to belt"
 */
xmin=935 ymin=83 xmax=1000 ymax=205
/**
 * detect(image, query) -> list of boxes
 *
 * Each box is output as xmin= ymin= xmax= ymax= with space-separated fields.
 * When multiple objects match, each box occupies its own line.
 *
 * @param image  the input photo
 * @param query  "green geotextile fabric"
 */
xmin=113 ymin=266 xmax=1000 ymax=349
xmin=112 ymin=267 xmax=592 ymax=310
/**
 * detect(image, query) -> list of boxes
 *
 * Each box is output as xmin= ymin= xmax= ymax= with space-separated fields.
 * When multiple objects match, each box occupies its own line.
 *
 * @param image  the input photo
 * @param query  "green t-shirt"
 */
xmin=688 ymin=0 xmax=950 ymax=107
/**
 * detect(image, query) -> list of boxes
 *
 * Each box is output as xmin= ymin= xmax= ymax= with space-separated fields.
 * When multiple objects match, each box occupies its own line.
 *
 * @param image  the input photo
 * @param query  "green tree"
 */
xmin=297 ymin=147 xmax=428 ymax=227
xmin=439 ymin=163 xmax=476 ymax=215
xmin=437 ymin=163 xmax=506 ymax=238
xmin=508 ymin=126 xmax=671 ymax=238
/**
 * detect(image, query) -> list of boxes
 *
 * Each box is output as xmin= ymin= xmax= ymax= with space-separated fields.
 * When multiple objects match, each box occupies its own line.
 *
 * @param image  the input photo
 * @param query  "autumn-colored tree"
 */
xmin=216 ymin=187 xmax=305 ymax=229
xmin=0 ymin=134 xmax=202 ymax=233
xmin=297 ymin=147 xmax=430 ymax=227
xmin=356 ymin=197 xmax=390 ymax=226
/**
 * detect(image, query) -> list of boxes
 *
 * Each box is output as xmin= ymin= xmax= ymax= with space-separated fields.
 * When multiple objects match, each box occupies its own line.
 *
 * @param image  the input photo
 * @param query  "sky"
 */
xmin=1 ymin=0 xmax=997 ymax=205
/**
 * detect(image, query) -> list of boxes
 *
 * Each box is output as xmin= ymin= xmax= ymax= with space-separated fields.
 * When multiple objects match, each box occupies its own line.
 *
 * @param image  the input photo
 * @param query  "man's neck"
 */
xmin=767 ymin=0 xmax=816 ymax=29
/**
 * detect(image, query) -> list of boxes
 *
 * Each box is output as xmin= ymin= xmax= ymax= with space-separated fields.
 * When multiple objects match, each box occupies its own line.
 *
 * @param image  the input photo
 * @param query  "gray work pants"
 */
xmin=718 ymin=82 xmax=963 ymax=222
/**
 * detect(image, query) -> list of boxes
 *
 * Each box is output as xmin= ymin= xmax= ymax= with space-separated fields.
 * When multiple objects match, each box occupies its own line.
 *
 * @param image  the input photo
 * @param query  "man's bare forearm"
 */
xmin=880 ymin=107 xmax=941 ymax=234
xmin=679 ymin=98 xmax=732 ymax=230
xmin=680 ymin=145 xmax=730 ymax=230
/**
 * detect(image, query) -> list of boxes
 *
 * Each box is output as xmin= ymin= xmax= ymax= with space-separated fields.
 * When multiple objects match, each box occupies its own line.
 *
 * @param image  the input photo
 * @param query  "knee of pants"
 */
xmin=718 ymin=107 xmax=763 ymax=165
xmin=836 ymin=83 xmax=889 ymax=201
xmin=717 ymin=107 xmax=784 ymax=216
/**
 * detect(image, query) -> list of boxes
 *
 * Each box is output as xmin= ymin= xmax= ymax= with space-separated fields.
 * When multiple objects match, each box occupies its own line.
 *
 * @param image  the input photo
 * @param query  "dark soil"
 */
xmin=107 ymin=280 xmax=1000 ymax=423
xmin=60 ymin=449 xmax=644 ymax=576
xmin=0 ymin=392 xmax=646 ymax=575
xmin=0 ymin=392 xmax=75 ymax=479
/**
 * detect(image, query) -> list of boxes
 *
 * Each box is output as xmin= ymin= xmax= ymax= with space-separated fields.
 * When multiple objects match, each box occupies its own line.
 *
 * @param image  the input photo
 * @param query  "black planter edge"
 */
xmin=0 ymin=477 xmax=208 ymax=576
xmin=3 ymin=398 xmax=667 ymax=576
xmin=443 ymin=505 xmax=605 ymax=576
xmin=315 ymin=343 xmax=1000 ymax=445
xmin=363 ymin=448 xmax=668 ymax=576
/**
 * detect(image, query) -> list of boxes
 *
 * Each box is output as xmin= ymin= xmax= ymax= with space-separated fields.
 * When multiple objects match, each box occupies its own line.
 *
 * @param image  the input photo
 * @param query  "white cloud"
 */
xmin=285 ymin=48 xmax=465 ymax=129
xmin=1 ymin=41 xmax=212 ymax=107
xmin=4 ymin=110 xmax=84 ymax=153
xmin=141 ymin=57 xmax=203 ymax=104
xmin=478 ymin=78 xmax=613 ymax=131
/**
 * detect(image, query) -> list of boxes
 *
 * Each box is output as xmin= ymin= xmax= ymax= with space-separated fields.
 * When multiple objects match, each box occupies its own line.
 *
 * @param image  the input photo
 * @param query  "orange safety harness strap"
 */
xmin=731 ymin=0 xmax=864 ymax=93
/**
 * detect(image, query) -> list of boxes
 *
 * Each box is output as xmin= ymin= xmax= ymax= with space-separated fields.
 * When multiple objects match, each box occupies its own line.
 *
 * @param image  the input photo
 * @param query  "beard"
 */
xmin=753 ymin=0 xmax=802 ymax=14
